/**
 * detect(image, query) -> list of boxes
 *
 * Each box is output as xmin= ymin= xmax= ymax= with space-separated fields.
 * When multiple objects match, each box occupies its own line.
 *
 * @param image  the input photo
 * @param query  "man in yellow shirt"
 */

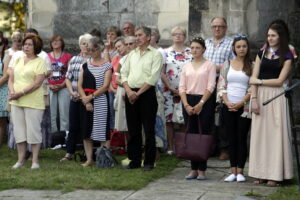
xmin=121 ymin=26 xmax=163 ymax=171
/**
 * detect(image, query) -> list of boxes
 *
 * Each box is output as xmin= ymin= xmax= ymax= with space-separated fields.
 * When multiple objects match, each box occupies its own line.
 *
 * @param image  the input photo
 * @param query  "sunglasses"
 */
xmin=234 ymin=34 xmax=247 ymax=39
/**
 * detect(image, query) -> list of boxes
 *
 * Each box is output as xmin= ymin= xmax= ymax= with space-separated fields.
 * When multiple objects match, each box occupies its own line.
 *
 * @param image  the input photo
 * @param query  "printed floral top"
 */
xmin=163 ymin=47 xmax=192 ymax=91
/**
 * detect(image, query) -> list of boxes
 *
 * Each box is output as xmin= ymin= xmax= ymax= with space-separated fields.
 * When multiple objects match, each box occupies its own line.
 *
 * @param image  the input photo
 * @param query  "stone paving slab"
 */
xmin=0 ymin=159 xmax=279 ymax=200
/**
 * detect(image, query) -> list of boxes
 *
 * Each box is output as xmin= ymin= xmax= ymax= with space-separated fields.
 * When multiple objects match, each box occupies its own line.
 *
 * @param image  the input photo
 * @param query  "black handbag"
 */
xmin=215 ymin=101 xmax=224 ymax=126
xmin=175 ymin=119 xmax=215 ymax=161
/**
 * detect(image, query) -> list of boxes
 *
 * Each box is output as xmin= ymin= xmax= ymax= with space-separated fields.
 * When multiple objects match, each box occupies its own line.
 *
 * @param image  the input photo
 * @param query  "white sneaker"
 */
xmin=237 ymin=174 xmax=246 ymax=182
xmin=224 ymin=174 xmax=237 ymax=182
xmin=167 ymin=150 xmax=174 ymax=155
xmin=12 ymin=162 xmax=24 ymax=169
xmin=31 ymin=163 xmax=40 ymax=169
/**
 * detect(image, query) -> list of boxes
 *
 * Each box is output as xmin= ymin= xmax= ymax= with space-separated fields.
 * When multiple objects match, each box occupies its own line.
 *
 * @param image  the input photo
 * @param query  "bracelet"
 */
xmin=259 ymin=79 xmax=263 ymax=85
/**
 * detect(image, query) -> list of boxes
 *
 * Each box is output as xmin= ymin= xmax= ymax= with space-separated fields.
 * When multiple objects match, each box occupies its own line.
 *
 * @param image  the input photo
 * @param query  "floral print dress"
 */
xmin=163 ymin=47 xmax=192 ymax=122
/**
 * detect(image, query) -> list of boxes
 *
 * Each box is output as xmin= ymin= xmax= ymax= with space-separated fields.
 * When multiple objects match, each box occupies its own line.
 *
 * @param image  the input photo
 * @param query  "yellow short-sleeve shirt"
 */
xmin=10 ymin=56 xmax=47 ymax=110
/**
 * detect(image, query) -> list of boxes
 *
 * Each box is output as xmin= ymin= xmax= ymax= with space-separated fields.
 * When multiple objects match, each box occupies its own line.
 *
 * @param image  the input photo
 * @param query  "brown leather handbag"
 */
xmin=175 ymin=119 xmax=215 ymax=161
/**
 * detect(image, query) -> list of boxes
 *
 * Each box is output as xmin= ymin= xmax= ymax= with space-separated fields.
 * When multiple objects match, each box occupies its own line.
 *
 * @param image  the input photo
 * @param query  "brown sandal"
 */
xmin=253 ymin=179 xmax=267 ymax=184
xmin=59 ymin=156 xmax=73 ymax=162
xmin=266 ymin=180 xmax=280 ymax=187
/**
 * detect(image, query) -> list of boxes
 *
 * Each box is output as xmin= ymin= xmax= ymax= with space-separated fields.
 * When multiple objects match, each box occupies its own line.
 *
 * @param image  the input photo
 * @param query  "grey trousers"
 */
xmin=50 ymin=87 xmax=70 ymax=132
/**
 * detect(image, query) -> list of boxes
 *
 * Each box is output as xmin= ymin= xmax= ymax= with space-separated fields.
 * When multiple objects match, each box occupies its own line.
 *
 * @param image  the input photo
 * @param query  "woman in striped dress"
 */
xmin=78 ymin=36 xmax=112 ymax=167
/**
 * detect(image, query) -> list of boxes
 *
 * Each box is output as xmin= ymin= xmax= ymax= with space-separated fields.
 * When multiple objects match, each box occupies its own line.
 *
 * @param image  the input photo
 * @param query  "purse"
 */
xmin=175 ymin=118 xmax=215 ymax=161
xmin=214 ymin=101 xmax=223 ymax=126
xmin=173 ymin=102 xmax=184 ymax=124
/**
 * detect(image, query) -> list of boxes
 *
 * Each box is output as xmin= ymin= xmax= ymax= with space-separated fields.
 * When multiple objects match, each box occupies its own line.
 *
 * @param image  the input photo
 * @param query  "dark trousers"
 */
xmin=66 ymin=100 xmax=81 ymax=154
xmin=125 ymin=87 xmax=158 ymax=167
xmin=223 ymin=105 xmax=251 ymax=168
xmin=182 ymin=94 xmax=214 ymax=171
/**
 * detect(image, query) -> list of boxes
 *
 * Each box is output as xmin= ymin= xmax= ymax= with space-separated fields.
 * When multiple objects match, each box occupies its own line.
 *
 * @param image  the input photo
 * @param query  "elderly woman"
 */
xmin=60 ymin=33 xmax=93 ymax=161
xmin=78 ymin=36 xmax=112 ymax=167
xmin=48 ymin=35 xmax=72 ymax=133
xmin=103 ymin=26 xmax=122 ymax=61
xmin=162 ymin=26 xmax=192 ymax=155
xmin=8 ymin=34 xmax=46 ymax=169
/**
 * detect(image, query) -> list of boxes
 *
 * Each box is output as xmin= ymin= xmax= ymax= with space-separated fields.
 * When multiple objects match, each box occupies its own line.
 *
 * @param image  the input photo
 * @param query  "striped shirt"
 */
xmin=203 ymin=36 xmax=234 ymax=66
xmin=66 ymin=54 xmax=88 ymax=101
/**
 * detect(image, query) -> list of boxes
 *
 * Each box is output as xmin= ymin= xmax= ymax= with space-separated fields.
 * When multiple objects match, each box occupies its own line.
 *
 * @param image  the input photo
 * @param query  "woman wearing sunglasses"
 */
xmin=217 ymin=35 xmax=252 ymax=182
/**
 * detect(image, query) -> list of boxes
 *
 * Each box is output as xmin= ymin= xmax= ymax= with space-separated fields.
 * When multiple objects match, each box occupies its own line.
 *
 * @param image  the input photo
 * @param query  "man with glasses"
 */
xmin=122 ymin=22 xmax=135 ymax=37
xmin=204 ymin=17 xmax=234 ymax=160
xmin=121 ymin=26 xmax=163 ymax=171
xmin=124 ymin=36 xmax=137 ymax=51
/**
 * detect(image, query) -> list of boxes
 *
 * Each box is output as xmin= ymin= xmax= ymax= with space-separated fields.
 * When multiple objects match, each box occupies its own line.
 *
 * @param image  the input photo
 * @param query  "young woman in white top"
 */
xmin=217 ymin=35 xmax=252 ymax=182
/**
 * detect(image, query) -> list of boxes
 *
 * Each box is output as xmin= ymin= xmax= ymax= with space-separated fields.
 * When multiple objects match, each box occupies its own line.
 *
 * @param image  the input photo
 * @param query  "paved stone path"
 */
xmin=0 ymin=158 xmax=278 ymax=200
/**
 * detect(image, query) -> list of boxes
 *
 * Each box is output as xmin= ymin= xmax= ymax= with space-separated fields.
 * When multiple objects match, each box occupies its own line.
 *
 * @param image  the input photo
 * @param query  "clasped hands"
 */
xmin=127 ymin=90 xmax=139 ymax=104
xmin=224 ymin=101 xmax=243 ymax=112
xmin=81 ymin=95 xmax=93 ymax=112
xmin=50 ymin=84 xmax=64 ymax=92
xmin=185 ymin=103 xmax=203 ymax=115
xmin=9 ymin=91 xmax=23 ymax=101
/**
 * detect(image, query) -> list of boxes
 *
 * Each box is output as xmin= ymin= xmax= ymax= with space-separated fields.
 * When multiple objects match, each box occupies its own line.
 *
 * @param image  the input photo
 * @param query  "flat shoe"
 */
xmin=12 ymin=162 xmax=24 ymax=169
xmin=224 ymin=174 xmax=237 ymax=182
xmin=31 ymin=163 xmax=40 ymax=169
xmin=185 ymin=174 xmax=198 ymax=180
xmin=81 ymin=161 xmax=95 ymax=167
xmin=197 ymin=175 xmax=207 ymax=180
xmin=253 ymin=179 xmax=267 ymax=184
xmin=266 ymin=180 xmax=280 ymax=187
xmin=237 ymin=174 xmax=246 ymax=182
xmin=60 ymin=156 xmax=72 ymax=162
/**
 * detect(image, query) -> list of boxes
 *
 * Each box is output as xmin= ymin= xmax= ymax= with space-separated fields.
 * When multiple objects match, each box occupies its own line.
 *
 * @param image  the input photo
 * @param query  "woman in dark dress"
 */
xmin=78 ymin=36 xmax=112 ymax=167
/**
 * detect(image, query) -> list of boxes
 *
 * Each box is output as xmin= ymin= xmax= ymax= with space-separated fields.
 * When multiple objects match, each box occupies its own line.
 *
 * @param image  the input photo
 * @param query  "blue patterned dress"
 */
xmin=0 ymin=57 xmax=8 ymax=117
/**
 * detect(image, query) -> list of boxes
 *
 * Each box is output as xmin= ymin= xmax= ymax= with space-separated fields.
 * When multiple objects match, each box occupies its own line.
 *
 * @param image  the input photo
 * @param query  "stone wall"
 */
xmin=27 ymin=0 xmax=189 ymax=49
xmin=27 ymin=0 xmax=300 ymax=121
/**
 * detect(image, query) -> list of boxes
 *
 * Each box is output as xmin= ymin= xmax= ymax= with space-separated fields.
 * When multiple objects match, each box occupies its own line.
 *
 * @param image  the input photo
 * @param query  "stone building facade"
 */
xmin=27 ymin=0 xmax=300 ymax=120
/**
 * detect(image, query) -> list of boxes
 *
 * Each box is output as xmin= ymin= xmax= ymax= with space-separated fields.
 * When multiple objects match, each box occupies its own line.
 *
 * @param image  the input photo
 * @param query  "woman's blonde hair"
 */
xmin=170 ymin=26 xmax=187 ymax=37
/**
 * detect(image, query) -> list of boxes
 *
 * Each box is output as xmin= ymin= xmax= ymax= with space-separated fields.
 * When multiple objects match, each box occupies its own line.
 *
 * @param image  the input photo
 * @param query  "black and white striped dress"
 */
xmin=80 ymin=61 xmax=112 ymax=142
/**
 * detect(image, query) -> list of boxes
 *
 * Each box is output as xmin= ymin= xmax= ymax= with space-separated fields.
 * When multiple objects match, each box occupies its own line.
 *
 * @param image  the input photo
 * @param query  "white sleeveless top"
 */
xmin=227 ymin=66 xmax=249 ymax=103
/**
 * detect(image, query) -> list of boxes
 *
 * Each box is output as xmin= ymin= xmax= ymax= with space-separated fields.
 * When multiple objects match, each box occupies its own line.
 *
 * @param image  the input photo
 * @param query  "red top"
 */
xmin=48 ymin=52 xmax=73 ymax=85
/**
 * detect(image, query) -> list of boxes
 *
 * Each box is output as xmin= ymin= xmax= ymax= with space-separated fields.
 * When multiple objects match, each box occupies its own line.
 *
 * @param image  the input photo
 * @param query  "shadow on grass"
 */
xmin=0 ymin=145 xmax=180 ymax=192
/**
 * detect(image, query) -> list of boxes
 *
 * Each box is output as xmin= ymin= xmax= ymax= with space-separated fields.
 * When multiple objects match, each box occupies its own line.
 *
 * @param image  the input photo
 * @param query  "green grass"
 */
xmin=266 ymin=185 xmax=300 ymax=200
xmin=0 ymin=145 xmax=180 ymax=192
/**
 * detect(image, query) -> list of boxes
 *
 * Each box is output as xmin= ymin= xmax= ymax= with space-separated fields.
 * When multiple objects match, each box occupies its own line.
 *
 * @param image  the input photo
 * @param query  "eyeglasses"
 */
xmin=172 ymin=33 xmax=185 ymax=37
xmin=234 ymin=34 xmax=247 ymax=39
xmin=12 ymin=39 xmax=22 ymax=43
xmin=125 ymin=42 xmax=134 ymax=46
xmin=211 ymin=25 xmax=226 ymax=29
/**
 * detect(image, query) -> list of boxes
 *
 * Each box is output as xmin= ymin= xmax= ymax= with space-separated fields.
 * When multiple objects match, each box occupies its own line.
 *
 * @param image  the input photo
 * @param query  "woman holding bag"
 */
xmin=179 ymin=37 xmax=216 ymax=180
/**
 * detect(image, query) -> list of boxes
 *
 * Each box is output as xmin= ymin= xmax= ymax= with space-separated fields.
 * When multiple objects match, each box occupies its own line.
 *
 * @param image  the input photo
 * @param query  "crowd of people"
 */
xmin=0 ymin=17 xmax=297 ymax=186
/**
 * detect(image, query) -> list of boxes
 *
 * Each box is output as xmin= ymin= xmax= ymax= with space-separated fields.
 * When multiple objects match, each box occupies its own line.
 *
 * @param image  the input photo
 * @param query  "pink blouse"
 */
xmin=179 ymin=61 xmax=216 ymax=95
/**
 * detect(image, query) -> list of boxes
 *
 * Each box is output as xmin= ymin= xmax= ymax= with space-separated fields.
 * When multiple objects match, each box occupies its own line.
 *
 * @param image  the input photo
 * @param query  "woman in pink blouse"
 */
xmin=179 ymin=37 xmax=216 ymax=180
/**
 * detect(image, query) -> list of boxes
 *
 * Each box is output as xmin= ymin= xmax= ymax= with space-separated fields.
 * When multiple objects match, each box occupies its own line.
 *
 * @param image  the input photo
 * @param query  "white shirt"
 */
xmin=9 ymin=50 xmax=51 ymax=71
xmin=226 ymin=66 xmax=249 ymax=103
